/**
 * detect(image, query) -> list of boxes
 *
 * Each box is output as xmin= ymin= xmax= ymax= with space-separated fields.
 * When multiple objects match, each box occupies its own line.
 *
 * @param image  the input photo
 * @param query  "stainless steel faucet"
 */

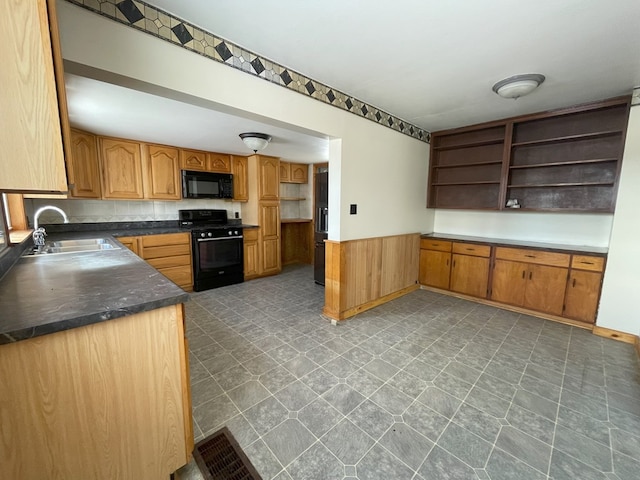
xmin=32 ymin=206 xmax=69 ymax=247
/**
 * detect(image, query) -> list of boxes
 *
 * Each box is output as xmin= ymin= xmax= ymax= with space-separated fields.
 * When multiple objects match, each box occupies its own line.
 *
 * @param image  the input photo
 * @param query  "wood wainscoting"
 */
xmin=323 ymin=233 xmax=420 ymax=321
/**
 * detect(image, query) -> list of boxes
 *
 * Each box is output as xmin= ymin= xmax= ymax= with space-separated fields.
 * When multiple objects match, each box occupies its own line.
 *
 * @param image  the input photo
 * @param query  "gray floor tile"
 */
xmin=253 ymin=335 xmax=285 ymax=352
xmin=269 ymin=344 xmax=300 ymax=364
xmin=437 ymin=422 xmax=493 ymax=468
xmin=288 ymin=334 xmax=321 ymax=353
xmin=506 ymin=404 xmax=555 ymax=444
xmin=403 ymin=401 xmax=450 ymax=442
xmin=243 ymin=395 xmax=289 ymax=435
xmin=554 ymin=424 xmax=612 ymax=471
xmin=271 ymin=469 xmax=293 ymax=480
xmin=486 ymin=448 xmax=547 ymax=480
xmin=298 ymin=397 xmax=343 ymax=437
xmin=387 ymin=370 xmax=428 ymax=399
xmin=379 ymin=423 xmax=433 ymax=470
xmin=356 ymin=444 xmax=414 ymax=480
xmin=213 ymin=364 xmax=253 ymax=391
xmin=476 ymin=372 xmax=518 ymax=401
xmin=495 ymin=426 xmax=551 ymax=473
xmin=227 ymin=380 xmax=271 ymax=411
xmin=274 ymin=380 xmax=318 ymax=411
xmin=305 ymin=345 xmax=339 ymax=365
xmin=557 ymin=405 xmax=610 ymax=446
xmin=549 ymin=448 xmax=609 ymax=480
xmin=323 ymin=356 xmax=360 ymax=379
xmin=262 ymin=419 xmax=316 ymax=466
xmin=417 ymin=386 xmax=461 ymax=418
xmin=562 ymin=374 xmax=608 ymax=401
xmin=611 ymin=429 xmax=640 ymax=460
xmin=346 ymin=368 xmax=385 ymax=397
xmin=381 ymin=347 xmax=414 ymax=368
xmin=443 ymin=360 xmax=483 ymax=385
xmin=201 ymin=352 xmax=239 ymax=375
xmin=324 ymin=337 xmax=355 ymax=355
xmin=358 ymin=337 xmax=392 ymax=355
xmin=394 ymin=338 xmax=426 ymax=357
xmin=191 ymin=376 xmax=223 ymax=408
xmin=519 ymin=374 xmax=561 ymax=403
xmin=259 ymin=365 xmax=297 ymax=394
xmin=347 ymin=399 xmax=395 ymax=441
xmin=559 ymin=388 xmax=608 ymax=421
xmin=403 ymin=358 xmax=441 ymax=382
xmin=341 ymin=346 xmax=374 ymax=367
xmin=193 ymin=393 xmax=240 ymax=435
xmin=453 ymin=403 xmax=502 ymax=443
xmin=362 ymin=357 xmax=400 ymax=381
xmin=613 ymin=451 xmax=640 ymax=480
xmin=286 ymin=441 xmax=343 ymax=480
xmin=300 ymin=366 xmax=339 ymax=395
xmin=608 ymin=391 xmax=640 ymax=418
xmin=417 ymin=445 xmax=477 ymax=480
xmin=369 ymin=384 xmax=414 ymax=414
xmin=322 ymin=383 xmax=366 ymax=415
xmin=189 ymin=360 xmax=212 ymax=384
xmin=609 ymin=406 xmax=640 ymax=436
xmin=417 ymin=349 xmax=453 ymax=371
xmin=434 ymin=371 xmax=474 ymax=400
xmin=224 ymin=413 xmax=259 ymax=449
xmin=244 ymin=438 xmax=285 ymax=480
xmin=281 ymin=355 xmax=318 ymax=378
xmin=321 ymin=419 xmax=374 ymax=464
xmin=512 ymin=388 xmax=558 ymax=421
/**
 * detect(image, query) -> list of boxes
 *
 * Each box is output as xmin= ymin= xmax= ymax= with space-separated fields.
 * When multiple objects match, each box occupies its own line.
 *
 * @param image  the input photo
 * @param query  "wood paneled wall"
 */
xmin=324 ymin=233 xmax=420 ymax=320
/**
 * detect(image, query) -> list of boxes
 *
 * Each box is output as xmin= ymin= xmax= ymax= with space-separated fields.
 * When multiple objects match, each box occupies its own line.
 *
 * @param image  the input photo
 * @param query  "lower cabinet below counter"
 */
xmin=419 ymin=238 xmax=605 ymax=326
xmin=118 ymin=232 xmax=193 ymax=291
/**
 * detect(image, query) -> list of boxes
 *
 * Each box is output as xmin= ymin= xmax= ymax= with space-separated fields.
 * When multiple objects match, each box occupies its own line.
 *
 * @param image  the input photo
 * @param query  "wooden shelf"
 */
xmin=433 ymin=181 xmax=500 ymax=186
xmin=434 ymin=160 xmax=503 ymax=169
xmin=508 ymin=182 xmax=615 ymax=188
xmin=433 ymin=138 xmax=504 ymax=151
xmin=509 ymin=158 xmax=618 ymax=169
xmin=511 ymin=130 xmax=623 ymax=147
xmin=280 ymin=197 xmax=306 ymax=201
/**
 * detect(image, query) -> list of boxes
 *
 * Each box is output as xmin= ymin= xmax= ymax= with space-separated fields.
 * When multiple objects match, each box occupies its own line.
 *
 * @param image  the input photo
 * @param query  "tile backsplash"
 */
xmin=25 ymin=198 xmax=241 ymax=226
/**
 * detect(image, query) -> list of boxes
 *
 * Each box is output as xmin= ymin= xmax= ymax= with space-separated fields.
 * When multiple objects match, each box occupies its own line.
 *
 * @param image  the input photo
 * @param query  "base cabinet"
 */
xmin=243 ymin=229 xmax=259 ymax=280
xmin=451 ymin=254 xmax=489 ymax=298
xmin=419 ymin=249 xmax=451 ymax=289
xmin=563 ymin=256 xmax=605 ymax=323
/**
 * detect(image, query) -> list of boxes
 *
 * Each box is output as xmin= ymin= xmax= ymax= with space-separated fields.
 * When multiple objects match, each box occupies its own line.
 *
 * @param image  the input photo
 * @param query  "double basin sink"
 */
xmin=24 ymin=238 xmax=120 ymax=256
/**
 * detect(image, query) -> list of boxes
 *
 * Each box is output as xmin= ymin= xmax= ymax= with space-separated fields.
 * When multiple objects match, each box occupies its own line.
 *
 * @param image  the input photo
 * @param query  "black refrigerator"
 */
xmin=314 ymin=171 xmax=328 ymax=285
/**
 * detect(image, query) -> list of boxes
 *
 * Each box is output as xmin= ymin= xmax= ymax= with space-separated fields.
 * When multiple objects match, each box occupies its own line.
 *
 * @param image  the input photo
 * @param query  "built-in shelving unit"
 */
xmin=427 ymin=96 xmax=630 ymax=212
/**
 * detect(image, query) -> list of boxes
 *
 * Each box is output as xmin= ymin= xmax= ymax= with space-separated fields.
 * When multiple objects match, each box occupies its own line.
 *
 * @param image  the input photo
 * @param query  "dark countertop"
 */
xmin=421 ymin=232 xmax=608 ymax=255
xmin=0 ymin=232 xmax=189 ymax=345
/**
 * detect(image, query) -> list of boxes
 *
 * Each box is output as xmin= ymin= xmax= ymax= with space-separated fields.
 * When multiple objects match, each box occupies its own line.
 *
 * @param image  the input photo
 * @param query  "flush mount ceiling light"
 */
xmin=239 ymin=132 xmax=272 ymax=153
xmin=492 ymin=74 xmax=546 ymax=99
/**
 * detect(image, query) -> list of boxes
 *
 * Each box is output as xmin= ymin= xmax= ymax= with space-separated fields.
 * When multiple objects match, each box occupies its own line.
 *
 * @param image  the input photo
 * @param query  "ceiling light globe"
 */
xmin=492 ymin=74 xmax=545 ymax=99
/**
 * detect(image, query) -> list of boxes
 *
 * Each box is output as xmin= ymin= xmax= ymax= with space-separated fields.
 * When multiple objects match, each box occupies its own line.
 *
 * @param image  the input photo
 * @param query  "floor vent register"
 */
xmin=193 ymin=427 xmax=263 ymax=480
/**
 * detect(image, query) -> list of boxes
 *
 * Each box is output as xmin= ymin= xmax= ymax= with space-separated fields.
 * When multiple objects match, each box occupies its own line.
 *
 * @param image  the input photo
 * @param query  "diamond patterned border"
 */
xmin=64 ymin=0 xmax=431 ymax=143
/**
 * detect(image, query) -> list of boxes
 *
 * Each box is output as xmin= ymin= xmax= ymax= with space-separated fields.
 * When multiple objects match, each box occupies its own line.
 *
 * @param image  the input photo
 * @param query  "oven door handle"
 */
xmin=196 ymin=236 xmax=243 ymax=242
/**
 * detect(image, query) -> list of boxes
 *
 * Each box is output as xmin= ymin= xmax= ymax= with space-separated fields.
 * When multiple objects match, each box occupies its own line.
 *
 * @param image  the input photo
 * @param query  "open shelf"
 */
xmin=433 ymin=138 xmax=503 ymax=151
xmin=434 ymin=160 xmax=503 ymax=169
xmin=509 ymin=158 xmax=618 ymax=169
xmin=508 ymin=182 xmax=614 ymax=188
xmin=433 ymin=181 xmax=500 ymax=186
xmin=511 ymin=130 xmax=623 ymax=147
xmin=280 ymin=197 xmax=306 ymax=201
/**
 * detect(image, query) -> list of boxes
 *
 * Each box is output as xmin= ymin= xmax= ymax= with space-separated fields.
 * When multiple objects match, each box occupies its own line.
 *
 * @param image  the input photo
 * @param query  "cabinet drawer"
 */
xmin=147 ymin=254 xmax=192 ymax=269
xmin=143 ymin=243 xmax=191 ymax=260
xmin=244 ymin=228 xmax=259 ymax=241
xmin=495 ymin=247 xmax=570 ymax=267
xmin=571 ymin=255 xmax=605 ymax=272
xmin=159 ymin=266 xmax=192 ymax=287
xmin=420 ymin=239 xmax=452 ymax=252
xmin=452 ymin=242 xmax=491 ymax=257
xmin=141 ymin=232 xmax=190 ymax=248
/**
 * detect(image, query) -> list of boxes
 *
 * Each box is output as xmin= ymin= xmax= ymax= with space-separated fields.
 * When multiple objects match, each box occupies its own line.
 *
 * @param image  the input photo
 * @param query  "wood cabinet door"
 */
xmin=279 ymin=162 xmax=291 ymax=182
xmin=523 ymin=264 xmax=568 ymax=316
xmin=260 ymin=202 xmax=280 ymax=239
xmin=180 ymin=149 xmax=206 ymax=171
xmin=259 ymin=156 xmax=280 ymax=200
xmin=145 ymin=145 xmax=181 ymax=200
xmin=68 ymin=129 xmax=101 ymax=198
xmin=419 ymin=249 xmax=451 ymax=289
xmin=100 ymin=138 xmax=144 ymax=199
xmin=262 ymin=237 xmax=281 ymax=275
xmin=290 ymin=163 xmax=308 ymax=184
xmin=563 ymin=270 xmax=602 ymax=323
xmin=450 ymin=254 xmax=489 ymax=298
xmin=232 ymin=156 xmax=248 ymax=202
xmin=491 ymin=259 xmax=527 ymax=306
xmin=117 ymin=236 xmax=141 ymax=256
xmin=0 ymin=0 xmax=67 ymax=192
xmin=207 ymin=153 xmax=231 ymax=173
xmin=244 ymin=239 xmax=259 ymax=279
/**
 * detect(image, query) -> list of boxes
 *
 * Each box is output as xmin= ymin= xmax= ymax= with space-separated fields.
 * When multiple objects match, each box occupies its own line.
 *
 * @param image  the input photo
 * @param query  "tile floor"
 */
xmin=178 ymin=265 xmax=640 ymax=480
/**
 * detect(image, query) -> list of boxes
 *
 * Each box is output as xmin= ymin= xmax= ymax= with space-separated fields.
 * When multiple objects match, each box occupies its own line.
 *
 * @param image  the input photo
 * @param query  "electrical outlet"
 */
xmin=350 ymin=204 xmax=357 ymax=214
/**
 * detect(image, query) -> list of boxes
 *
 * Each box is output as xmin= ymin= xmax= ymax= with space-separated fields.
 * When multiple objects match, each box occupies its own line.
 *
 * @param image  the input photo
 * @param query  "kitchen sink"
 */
xmin=23 ymin=237 xmax=120 ymax=256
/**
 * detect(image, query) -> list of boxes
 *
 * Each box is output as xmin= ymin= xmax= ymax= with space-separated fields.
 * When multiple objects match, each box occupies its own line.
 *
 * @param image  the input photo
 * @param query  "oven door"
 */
xmin=192 ymin=235 xmax=244 ymax=290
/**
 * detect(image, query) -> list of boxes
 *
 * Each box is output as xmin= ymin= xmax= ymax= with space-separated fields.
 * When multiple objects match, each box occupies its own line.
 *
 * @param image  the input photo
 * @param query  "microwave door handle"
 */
xmin=197 ymin=236 xmax=243 ymax=242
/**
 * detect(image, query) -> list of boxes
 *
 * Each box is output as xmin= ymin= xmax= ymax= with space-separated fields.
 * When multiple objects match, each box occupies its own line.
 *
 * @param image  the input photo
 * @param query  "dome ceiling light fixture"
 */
xmin=239 ymin=132 xmax=272 ymax=153
xmin=492 ymin=73 xmax=546 ymax=99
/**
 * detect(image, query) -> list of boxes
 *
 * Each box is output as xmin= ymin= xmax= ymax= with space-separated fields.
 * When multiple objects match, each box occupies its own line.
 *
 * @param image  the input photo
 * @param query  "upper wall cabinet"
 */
xmin=67 ymin=129 xmax=101 ymax=198
xmin=207 ymin=153 xmax=232 ymax=173
xmin=180 ymin=149 xmax=207 ymax=171
xmin=144 ymin=144 xmax=181 ymax=200
xmin=100 ymin=138 xmax=145 ymax=199
xmin=427 ymin=97 xmax=631 ymax=212
xmin=0 ymin=0 xmax=68 ymax=192
xmin=280 ymin=162 xmax=309 ymax=184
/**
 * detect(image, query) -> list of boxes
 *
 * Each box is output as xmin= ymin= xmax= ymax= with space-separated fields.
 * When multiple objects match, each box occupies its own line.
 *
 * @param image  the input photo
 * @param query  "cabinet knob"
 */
xmin=525 ymin=254 xmax=536 ymax=258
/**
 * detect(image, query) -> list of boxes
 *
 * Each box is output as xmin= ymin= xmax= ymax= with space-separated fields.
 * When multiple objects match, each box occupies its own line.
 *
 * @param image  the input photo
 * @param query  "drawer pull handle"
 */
xmin=431 ymin=243 xmax=440 ymax=247
xmin=529 ymin=272 xmax=533 ymax=280
xmin=465 ymin=248 xmax=475 ymax=251
xmin=522 ymin=271 xmax=525 ymax=279
xmin=525 ymin=254 xmax=536 ymax=258
xmin=572 ymin=278 xmax=576 ymax=287
xmin=580 ymin=261 xmax=594 ymax=265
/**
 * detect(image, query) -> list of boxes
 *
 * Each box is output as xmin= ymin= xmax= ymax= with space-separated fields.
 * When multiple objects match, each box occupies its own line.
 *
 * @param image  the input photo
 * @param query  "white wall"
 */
xmin=432 ymin=210 xmax=613 ymax=247
xmin=57 ymin=1 xmax=431 ymax=241
xmin=597 ymin=105 xmax=640 ymax=335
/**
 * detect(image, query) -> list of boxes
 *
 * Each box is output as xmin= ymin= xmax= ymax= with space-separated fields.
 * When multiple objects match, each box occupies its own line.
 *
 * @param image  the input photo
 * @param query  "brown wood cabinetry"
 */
xmin=67 ymin=129 xmax=101 ymax=198
xmin=1 ymin=0 xmax=69 ymax=192
xmin=180 ymin=149 xmax=207 ymax=171
xmin=232 ymin=155 xmax=249 ymax=202
xmin=260 ymin=202 xmax=281 ymax=275
xmin=280 ymin=162 xmax=291 ymax=182
xmin=118 ymin=233 xmax=193 ymax=291
xmin=280 ymin=161 xmax=308 ymax=184
xmin=450 ymin=243 xmax=490 ymax=298
xmin=563 ymin=255 xmax=604 ymax=323
xmin=207 ymin=153 xmax=232 ymax=173
xmin=281 ymin=220 xmax=312 ymax=265
xmin=243 ymin=228 xmax=259 ymax=280
xmin=428 ymin=97 xmax=630 ymax=212
xmin=259 ymin=156 xmax=280 ymax=200
xmin=144 ymin=144 xmax=181 ymax=200
xmin=418 ymin=239 xmax=452 ymax=289
xmin=100 ymin=138 xmax=145 ymax=199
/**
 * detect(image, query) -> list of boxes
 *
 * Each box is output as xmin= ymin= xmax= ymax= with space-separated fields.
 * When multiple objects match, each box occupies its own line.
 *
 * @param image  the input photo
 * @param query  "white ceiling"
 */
xmin=65 ymin=0 xmax=640 ymax=158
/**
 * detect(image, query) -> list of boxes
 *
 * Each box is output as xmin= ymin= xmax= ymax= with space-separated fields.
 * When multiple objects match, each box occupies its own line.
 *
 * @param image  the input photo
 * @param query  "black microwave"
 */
xmin=182 ymin=170 xmax=234 ymax=199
